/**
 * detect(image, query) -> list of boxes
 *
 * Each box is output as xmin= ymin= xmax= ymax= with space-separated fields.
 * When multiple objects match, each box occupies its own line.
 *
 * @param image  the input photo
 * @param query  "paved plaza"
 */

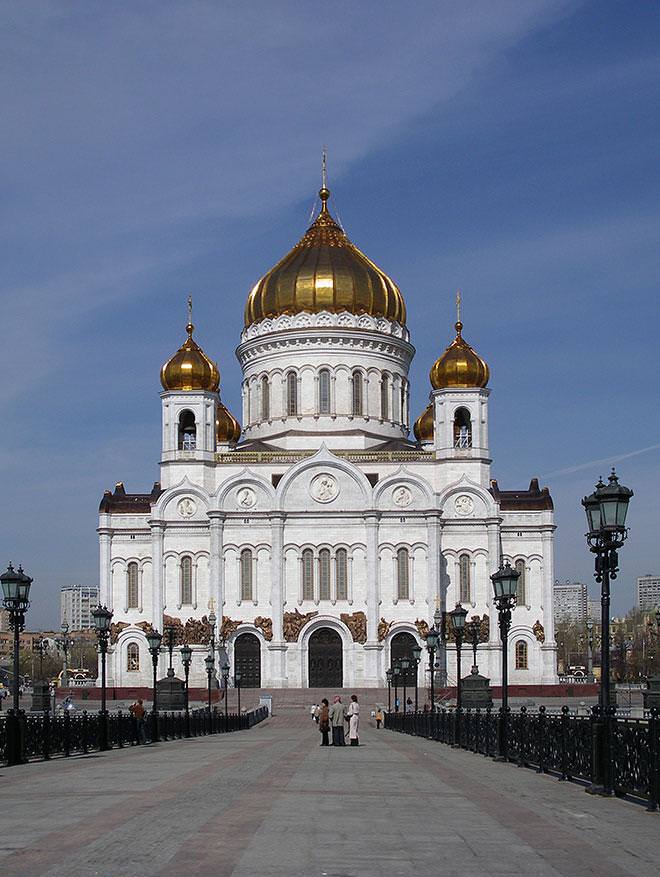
xmin=0 ymin=711 xmax=658 ymax=877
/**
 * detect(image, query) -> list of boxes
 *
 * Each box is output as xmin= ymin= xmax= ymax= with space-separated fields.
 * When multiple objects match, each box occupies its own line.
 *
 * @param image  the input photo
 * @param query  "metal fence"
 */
xmin=385 ymin=706 xmax=660 ymax=811
xmin=0 ymin=706 xmax=269 ymax=767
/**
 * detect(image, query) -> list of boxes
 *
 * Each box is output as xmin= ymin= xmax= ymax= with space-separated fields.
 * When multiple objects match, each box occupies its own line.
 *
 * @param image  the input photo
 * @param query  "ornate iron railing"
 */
xmin=0 ymin=706 xmax=268 ymax=768
xmin=386 ymin=706 xmax=660 ymax=811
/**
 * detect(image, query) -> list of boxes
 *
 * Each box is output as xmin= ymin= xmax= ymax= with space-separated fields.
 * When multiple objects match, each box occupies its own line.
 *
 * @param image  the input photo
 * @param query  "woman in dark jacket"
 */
xmin=319 ymin=698 xmax=330 ymax=746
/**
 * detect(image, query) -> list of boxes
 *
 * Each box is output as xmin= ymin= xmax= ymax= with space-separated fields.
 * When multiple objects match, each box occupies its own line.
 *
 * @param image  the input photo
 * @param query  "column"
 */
xmin=151 ymin=522 xmax=165 ymax=631
xmin=540 ymin=528 xmax=557 ymax=683
xmin=426 ymin=512 xmax=446 ymax=686
xmin=486 ymin=521 xmax=500 ymax=683
xmin=363 ymin=513 xmax=381 ymax=686
xmin=209 ymin=513 xmax=224 ymax=614
xmin=268 ymin=513 xmax=287 ymax=687
xmin=99 ymin=529 xmax=112 ymax=609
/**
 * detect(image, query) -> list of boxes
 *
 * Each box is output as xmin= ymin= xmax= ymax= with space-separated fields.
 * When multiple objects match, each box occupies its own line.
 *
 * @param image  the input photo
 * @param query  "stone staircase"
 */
xmin=236 ymin=687 xmax=391 ymax=714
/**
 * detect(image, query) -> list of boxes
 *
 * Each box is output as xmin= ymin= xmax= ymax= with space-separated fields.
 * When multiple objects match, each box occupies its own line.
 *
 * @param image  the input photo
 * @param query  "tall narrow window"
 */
xmin=319 ymin=549 xmax=331 ymax=600
xmin=180 ymin=556 xmax=193 ymax=605
xmin=397 ymin=547 xmax=410 ymax=600
xmin=352 ymin=371 xmax=363 ymax=416
xmin=261 ymin=375 xmax=270 ymax=421
xmin=286 ymin=371 xmax=298 ymax=416
xmin=319 ymin=369 xmax=331 ymax=414
xmin=381 ymin=375 xmax=389 ymax=420
xmin=453 ymin=407 xmax=472 ymax=448
xmin=302 ymin=548 xmax=314 ymax=600
xmin=336 ymin=549 xmax=348 ymax=600
xmin=515 ymin=640 xmax=528 ymax=670
xmin=459 ymin=554 xmax=471 ymax=603
xmin=127 ymin=562 xmax=139 ymax=609
xmin=126 ymin=643 xmax=140 ymax=671
xmin=400 ymin=384 xmax=406 ymax=425
xmin=240 ymin=549 xmax=253 ymax=601
xmin=515 ymin=559 xmax=526 ymax=606
xmin=178 ymin=410 xmax=196 ymax=450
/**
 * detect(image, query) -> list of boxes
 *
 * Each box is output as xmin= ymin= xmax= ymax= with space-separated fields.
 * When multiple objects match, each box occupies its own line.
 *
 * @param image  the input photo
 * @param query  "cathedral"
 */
xmin=99 ymin=181 xmax=557 ymax=691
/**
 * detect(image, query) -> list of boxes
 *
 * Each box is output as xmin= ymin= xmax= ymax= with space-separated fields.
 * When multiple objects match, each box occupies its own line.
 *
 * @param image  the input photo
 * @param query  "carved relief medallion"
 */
xmin=310 ymin=473 xmax=339 ymax=503
xmin=454 ymin=494 xmax=474 ymax=516
xmin=392 ymin=486 xmax=412 ymax=507
xmin=177 ymin=497 xmax=197 ymax=518
xmin=237 ymin=487 xmax=256 ymax=509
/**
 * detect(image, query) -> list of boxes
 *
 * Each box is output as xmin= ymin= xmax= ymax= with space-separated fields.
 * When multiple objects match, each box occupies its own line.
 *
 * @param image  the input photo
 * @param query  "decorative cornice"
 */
xmin=241 ymin=310 xmax=410 ymax=343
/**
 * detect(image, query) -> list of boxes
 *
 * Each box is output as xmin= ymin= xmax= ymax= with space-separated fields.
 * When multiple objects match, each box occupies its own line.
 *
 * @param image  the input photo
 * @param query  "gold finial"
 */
xmin=186 ymin=295 xmax=194 ymax=337
xmin=319 ymin=146 xmax=330 ymax=212
xmin=455 ymin=289 xmax=463 ymax=336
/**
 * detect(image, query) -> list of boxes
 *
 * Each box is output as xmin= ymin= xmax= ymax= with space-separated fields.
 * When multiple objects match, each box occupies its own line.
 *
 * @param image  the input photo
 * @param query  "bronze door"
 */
xmin=308 ymin=628 xmax=343 ymax=688
xmin=234 ymin=633 xmax=261 ymax=688
xmin=390 ymin=631 xmax=418 ymax=686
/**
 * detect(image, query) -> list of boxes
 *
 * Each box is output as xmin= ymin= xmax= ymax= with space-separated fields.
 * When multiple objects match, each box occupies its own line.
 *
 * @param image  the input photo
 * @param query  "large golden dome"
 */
xmin=413 ymin=402 xmax=434 ymax=443
xmin=161 ymin=320 xmax=220 ymax=392
xmin=216 ymin=399 xmax=241 ymax=444
xmin=244 ymin=187 xmax=406 ymax=327
xmin=430 ymin=321 xmax=489 ymax=390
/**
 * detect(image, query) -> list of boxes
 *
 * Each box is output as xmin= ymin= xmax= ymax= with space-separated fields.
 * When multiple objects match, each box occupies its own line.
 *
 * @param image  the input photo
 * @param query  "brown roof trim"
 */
xmin=99 ymin=481 xmax=162 ymax=514
xmin=490 ymin=478 xmax=553 ymax=511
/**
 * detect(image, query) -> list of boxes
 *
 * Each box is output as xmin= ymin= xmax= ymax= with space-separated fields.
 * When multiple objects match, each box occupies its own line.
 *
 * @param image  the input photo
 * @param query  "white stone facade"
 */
xmin=99 ymin=305 xmax=557 ymax=690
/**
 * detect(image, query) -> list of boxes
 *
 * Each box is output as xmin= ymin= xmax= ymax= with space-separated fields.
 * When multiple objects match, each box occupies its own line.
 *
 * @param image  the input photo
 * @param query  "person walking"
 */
xmin=329 ymin=696 xmax=346 ymax=746
xmin=311 ymin=703 xmax=320 ymax=724
xmin=130 ymin=698 xmax=147 ymax=744
xmin=319 ymin=698 xmax=330 ymax=746
xmin=375 ymin=707 xmax=383 ymax=729
xmin=347 ymin=694 xmax=360 ymax=746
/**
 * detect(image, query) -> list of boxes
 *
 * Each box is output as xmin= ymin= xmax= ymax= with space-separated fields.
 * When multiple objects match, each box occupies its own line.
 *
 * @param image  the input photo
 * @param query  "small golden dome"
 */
xmin=244 ymin=187 xmax=406 ymax=327
xmin=430 ymin=321 xmax=489 ymax=390
xmin=161 ymin=321 xmax=220 ymax=392
xmin=413 ymin=403 xmax=434 ymax=443
xmin=216 ymin=399 xmax=241 ymax=444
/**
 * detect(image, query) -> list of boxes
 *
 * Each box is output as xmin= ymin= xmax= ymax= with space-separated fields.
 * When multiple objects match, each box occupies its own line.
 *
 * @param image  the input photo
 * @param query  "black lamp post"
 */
xmin=205 ymin=654 xmax=215 ymax=714
xmin=56 ymin=620 xmax=75 ymax=690
xmin=34 ymin=635 xmax=49 ymax=682
xmin=450 ymin=603 xmax=468 ymax=708
xmin=465 ymin=619 xmax=480 ymax=673
xmin=393 ymin=664 xmax=401 ymax=713
xmin=386 ymin=668 xmax=392 ymax=712
xmin=426 ymin=627 xmax=440 ymax=713
xmin=491 ymin=561 xmax=520 ymax=761
xmin=222 ymin=663 xmax=230 ymax=717
xmin=412 ymin=644 xmax=422 ymax=712
xmin=91 ymin=604 xmax=113 ymax=750
xmin=586 ymin=619 xmax=595 ymax=682
xmin=1 ymin=563 xmax=32 ymax=712
xmin=234 ymin=671 xmax=242 ymax=715
xmin=146 ymin=629 xmax=162 ymax=742
xmin=400 ymin=657 xmax=410 ymax=714
xmin=180 ymin=644 xmax=192 ymax=736
xmin=163 ymin=624 xmax=176 ymax=678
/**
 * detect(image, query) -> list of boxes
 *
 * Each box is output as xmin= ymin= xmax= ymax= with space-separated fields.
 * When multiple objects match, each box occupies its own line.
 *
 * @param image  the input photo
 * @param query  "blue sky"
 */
xmin=2 ymin=1 xmax=659 ymax=627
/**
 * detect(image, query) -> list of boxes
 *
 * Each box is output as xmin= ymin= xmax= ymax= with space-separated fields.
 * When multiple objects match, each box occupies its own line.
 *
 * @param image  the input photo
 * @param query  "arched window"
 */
xmin=286 ymin=371 xmax=298 ymax=416
xmin=126 ymin=643 xmax=140 ymax=671
xmin=127 ymin=562 xmax=139 ymax=609
xmin=261 ymin=375 xmax=270 ymax=421
xmin=178 ymin=410 xmax=196 ymax=451
xmin=515 ymin=640 xmax=528 ymax=670
xmin=352 ymin=371 xmax=363 ymax=416
xmin=400 ymin=383 xmax=406 ymax=425
xmin=397 ymin=547 xmax=410 ymax=600
xmin=381 ymin=374 xmax=389 ymax=420
xmin=336 ymin=548 xmax=348 ymax=600
xmin=319 ymin=549 xmax=331 ymax=600
xmin=453 ymin=407 xmax=472 ymax=448
xmin=319 ymin=369 xmax=331 ymax=414
xmin=459 ymin=554 xmax=471 ymax=603
xmin=302 ymin=548 xmax=314 ymax=600
xmin=240 ymin=549 xmax=253 ymax=601
xmin=180 ymin=556 xmax=193 ymax=605
xmin=515 ymin=559 xmax=526 ymax=606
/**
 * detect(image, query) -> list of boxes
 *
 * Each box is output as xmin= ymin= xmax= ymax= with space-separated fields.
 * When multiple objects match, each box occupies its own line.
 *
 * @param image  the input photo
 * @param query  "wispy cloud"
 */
xmin=543 ymin=443 xmax=660 ymax=478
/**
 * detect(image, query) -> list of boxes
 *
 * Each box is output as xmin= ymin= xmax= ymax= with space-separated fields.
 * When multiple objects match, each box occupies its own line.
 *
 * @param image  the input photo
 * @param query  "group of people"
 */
xmin=312 ymin=695 xmax=360 ymax=746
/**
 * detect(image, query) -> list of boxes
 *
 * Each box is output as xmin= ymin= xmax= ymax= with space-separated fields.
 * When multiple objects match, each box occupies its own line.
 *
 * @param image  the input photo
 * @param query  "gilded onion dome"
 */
xmin=216 ymin=399 xmax=241 ymax=444
xmin=413 ymin=402 xmax=434 ymax=443
xmin=429 ymin=320 xmax=489 ymax=390
xmin=161 ymin=319 xmax=220 ymax=392
xmin=244 ymin=187 xmax=406 ymax=327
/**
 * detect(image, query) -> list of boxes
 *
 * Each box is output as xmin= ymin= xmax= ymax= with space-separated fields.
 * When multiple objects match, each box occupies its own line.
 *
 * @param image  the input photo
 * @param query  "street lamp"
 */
xmin=426 ymin=627 xmax=440 ymax=713
xmin=400 ymin=657 xmax=410 ymax=714
xmin=204 ymin=654 xmax=215 ymax=714
xmin=412 ymin=644 xmax=422 ymax=712
xmin=491 ymin=561 xmax=520 ymax=761
xmin=0 ymin=563 xmax=32 ymax=712
xmin=146 ymin=629 xmax=162 ymax=742
xmin=586 ymin=619 xmax=595 ymax=682
xmin=56 ymin=620 xmax=75 ymax=690
xmin=450 ymin=603 xmax=468 ymax=708
xmin=393 ymin=664 xmax=401 ymax=713
xmin=180 ymin=644 xmax=192 ymax=711
xmin=433 ymin=603 xmax=447 ymax=688
xmin=465 ymin=619 xmax=481 ymax=674
xmin=222 ymin=663 xmax=230 ymax=717
xmin=234 ymin=671 xmax=242 ymax=715
xmin=34 ymin=635 xmax=49 ymax=681
xmin=163 ymin=624 xmax=177 ymax=678
xmin=91 ymin=604 xmax=113 ymax=750
xmin=386 ymin=668 xmax=393 ymax=712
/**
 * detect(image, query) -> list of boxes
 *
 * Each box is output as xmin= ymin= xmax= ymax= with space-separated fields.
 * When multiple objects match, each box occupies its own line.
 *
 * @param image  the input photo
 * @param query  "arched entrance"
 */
xmin=234 ymin=633 xmax=261 ymax=688
xmin=390 ymin=631 xmax=418 ymax=686
xmin=308 ymin=628 xmax=343 ymax=688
